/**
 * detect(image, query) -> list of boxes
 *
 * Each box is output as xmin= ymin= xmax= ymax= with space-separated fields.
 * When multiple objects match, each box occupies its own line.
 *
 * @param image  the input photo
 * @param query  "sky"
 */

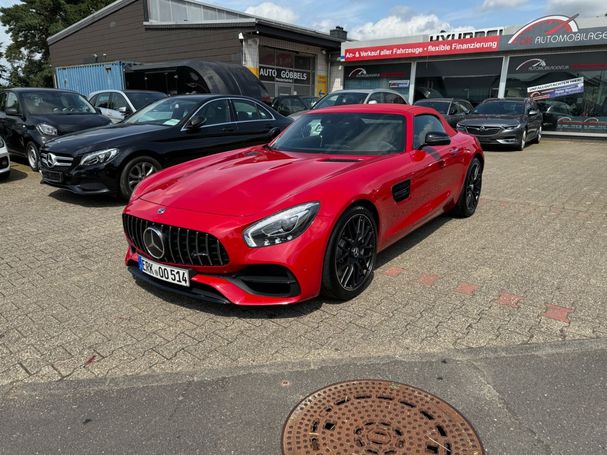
xmin=0 ymin=0 xmax=606 ymax=55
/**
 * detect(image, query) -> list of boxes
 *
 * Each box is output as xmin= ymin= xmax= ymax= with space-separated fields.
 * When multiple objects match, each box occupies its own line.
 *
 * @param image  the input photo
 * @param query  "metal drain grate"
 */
xmin=281 ymin=379 xmax=484 ymax=455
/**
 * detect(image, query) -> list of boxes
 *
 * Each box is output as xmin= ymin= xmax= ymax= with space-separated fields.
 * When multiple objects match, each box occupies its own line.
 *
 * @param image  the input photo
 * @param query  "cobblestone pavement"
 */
xmin=1 ymin=139 xmax=606 ymax=386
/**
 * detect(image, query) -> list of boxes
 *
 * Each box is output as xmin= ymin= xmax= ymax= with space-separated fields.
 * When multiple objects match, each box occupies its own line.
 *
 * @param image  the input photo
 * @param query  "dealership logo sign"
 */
xmin=515 ymin=58 xmax=570 ymax=72
xmin=429 ymin=27 xmax=503 ymax=41
xmin=509 ymin=14 xmax=579 ymax=45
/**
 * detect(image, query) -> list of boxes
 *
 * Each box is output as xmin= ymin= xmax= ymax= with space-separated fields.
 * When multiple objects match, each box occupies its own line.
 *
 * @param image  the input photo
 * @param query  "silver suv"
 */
xmin=89 ymin=90 xmax=166 ymax=123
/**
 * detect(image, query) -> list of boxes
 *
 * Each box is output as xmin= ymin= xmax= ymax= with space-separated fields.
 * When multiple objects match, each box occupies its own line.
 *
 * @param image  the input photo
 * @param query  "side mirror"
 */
xmin=423 ymin=131 xmax=451 ymax=147
xmin=6 ymin=107 xmax=20 ymax=116
xmin=187 ymin=116 xmax=206 ymax=130
xmin=118 ymin=106 xmax=131 ymax=115
xmin=269 ymin=127 xmax=281 ymax=139
xmin=95 ymin=107 xmax=102 ymax=114
xmin=528 ymin=110 xmax=539 ymax=116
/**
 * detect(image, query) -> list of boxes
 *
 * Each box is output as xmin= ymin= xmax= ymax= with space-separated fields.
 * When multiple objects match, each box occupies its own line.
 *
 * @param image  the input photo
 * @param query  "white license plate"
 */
xmin=138 ymin=256 xmax=190 ymax=287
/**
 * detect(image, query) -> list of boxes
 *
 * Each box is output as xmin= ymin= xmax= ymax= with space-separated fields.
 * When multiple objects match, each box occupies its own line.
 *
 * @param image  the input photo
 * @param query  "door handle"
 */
xmin=449 ymin=147 xmax=460 ymax=155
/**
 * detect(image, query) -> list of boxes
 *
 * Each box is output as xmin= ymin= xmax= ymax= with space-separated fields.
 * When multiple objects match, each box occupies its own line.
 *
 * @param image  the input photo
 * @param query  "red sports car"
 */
xmin=123 ymin=104 xmax=483 ymax=306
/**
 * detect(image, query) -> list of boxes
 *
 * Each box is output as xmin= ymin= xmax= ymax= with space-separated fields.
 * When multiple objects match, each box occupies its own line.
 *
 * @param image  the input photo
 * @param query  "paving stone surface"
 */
xmin=1 ymin=139 xmax=606 ymax=386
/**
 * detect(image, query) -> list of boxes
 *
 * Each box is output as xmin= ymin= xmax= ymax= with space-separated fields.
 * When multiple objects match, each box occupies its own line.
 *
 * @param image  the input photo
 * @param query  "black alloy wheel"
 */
xmin=452 ymin=157 xmax=483 ymax=218
xmin=119 ymin=156 xmax=161 ymax=200
xmin=322 ymin=205 xmax=377 ymax=300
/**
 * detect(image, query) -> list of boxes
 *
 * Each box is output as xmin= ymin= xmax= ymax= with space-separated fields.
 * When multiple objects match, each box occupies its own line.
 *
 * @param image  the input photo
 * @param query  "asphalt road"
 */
xmin=2 ymin=338 xmax=606 ymax=454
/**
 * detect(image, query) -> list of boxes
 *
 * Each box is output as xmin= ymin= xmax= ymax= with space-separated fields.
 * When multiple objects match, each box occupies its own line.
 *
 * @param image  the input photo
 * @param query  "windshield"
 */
xmin=126 ymin=92 xmax=167 ymax=110
xmin=415 ymin=100 xmax=449 ymax=114
xmin=271 ymin=113 xmax=405 ymax=155
xmin=473 ymin=101 xmax=525 ymax=115
xmin=124 ymin=97 xmax=200 ymax=125
xmin=22 ymin=91 xmax=96 ymax=115
xmin=313 ymin=92 xmax=367 ymax=110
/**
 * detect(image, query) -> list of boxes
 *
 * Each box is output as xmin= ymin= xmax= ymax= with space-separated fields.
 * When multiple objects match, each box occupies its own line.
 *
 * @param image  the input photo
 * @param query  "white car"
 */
xmin=288 ymin=89 xmax=408 ymax=120
xmin=88 ymin=90 xmax=167 ymax=123
xmin=0 ymin=136 xmax=10 ymax=180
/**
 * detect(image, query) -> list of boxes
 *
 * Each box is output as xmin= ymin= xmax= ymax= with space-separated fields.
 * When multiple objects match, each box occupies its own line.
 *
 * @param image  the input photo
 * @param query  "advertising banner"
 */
xmin=343 ymin=14 xmax=607 ymax=62
xmin=389 ymin=80 xmax=410 ymax=89
xmin=527 ymin=77 xmax=584 ymax=100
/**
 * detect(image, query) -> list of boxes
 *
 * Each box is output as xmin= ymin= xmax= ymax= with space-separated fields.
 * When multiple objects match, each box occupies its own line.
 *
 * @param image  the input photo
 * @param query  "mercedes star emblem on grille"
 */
xmin=143 ymin=227 xmax=165 ymax=260
xmin=157 ymin=208 xmax=166 ymax=214
xmin=46 ymin=153 xmax=57 ymax=168
xmin=479 ymin=125 xmax=486 ymax=131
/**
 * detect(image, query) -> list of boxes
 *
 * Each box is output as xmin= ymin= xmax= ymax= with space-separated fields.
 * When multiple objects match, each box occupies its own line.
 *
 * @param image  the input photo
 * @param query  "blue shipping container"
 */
xmin=54 ymin=62 xmax=130 ymax=97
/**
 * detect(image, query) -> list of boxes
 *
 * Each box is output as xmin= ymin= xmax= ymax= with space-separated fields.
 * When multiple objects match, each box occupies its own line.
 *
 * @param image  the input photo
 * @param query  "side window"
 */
xmin=233 ymin=99 xmax=271 ymax=122
xmin=89 ymin=95 xmax=98 ymax=107
xmin=5 ymin=92 xmax=21 ymax=114
xmin=111 ymin=93 xmax=129 ymax=112
xmin=0 ymin=92 xmax=6 ymax=112
xmin=413 ymin=114 xmax=446 ymax=149
xmin=194 ymin=99 xmax=231 ymax=125
xmin=385 ymin=93 xmax=406 ymax=104
xmin=95 ymin=93 xmax=111 ymax=109
xmin=367 ymin=92 xmax=384 ymax=104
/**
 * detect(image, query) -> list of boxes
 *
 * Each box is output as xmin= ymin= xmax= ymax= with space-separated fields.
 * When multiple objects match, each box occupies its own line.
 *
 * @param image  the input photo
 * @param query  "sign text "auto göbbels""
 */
xmin=259 ymin=65 xmax=309 ymax=83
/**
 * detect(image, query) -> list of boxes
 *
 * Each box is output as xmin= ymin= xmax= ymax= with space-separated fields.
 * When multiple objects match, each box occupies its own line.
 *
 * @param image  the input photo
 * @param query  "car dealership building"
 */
xmin=48 ymin=0 xmax=345 ymax=98
xmin=341 ymin=15 xmax=607 ymax=137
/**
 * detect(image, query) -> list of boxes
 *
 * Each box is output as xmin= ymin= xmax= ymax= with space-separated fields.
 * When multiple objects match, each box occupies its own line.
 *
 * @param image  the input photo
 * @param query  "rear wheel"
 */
xmin=119 ymin=156 xmax=161 ymax=200
xmin=452 ymin=157 xmax=483 ymax=218
xmin=321 ymin=205 xmax=377 ymax=301
xmin=534 ymin=126 xmax=542 ymax=144
xmin=26 ymin=142 xmax=40 ymax=171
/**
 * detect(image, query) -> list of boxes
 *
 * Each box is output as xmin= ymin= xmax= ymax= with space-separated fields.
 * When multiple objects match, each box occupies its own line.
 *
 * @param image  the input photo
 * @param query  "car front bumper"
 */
xmin=40 ymin=162 xmax=119 ymax=195
xmin=459 ymin=127 xmax=524 ymax=146
xmin=123 ymin=198 xmax=331 ymax=306
xmin=0 ymin=152 xmax=9 ymax=174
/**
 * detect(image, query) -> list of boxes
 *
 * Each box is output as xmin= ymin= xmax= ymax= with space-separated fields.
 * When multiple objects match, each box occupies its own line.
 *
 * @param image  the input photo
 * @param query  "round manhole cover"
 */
xmin=282 ymin=379 xmax=484 ymax=455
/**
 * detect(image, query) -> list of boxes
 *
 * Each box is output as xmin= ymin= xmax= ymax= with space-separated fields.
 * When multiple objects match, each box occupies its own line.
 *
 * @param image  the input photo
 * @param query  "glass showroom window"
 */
xmin=506 ymin=51 xmax=607 ymax=135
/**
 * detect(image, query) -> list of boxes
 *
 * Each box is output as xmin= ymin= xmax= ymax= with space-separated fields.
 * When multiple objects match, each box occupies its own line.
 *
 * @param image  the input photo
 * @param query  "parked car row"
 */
xmin=1 ymin=84 xmax=489 ymax=306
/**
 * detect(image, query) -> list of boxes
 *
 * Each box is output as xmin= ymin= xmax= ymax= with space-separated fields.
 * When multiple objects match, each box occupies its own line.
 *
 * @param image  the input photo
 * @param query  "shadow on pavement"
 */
xmin=2 ymin=168 xmax=29 ymax=182
xmin=48 ymin=188 xmax=125 ymax=208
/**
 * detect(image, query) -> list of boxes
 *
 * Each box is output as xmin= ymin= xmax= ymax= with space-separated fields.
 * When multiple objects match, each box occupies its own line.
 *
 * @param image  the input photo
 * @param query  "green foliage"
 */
xmin=0 ymin=0 xmax=114 ymax=87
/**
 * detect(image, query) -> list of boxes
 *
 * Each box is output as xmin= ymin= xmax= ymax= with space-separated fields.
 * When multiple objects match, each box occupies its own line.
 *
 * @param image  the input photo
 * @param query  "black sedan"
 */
xmin=0 ymin=88 xmax=111 ymax=171
xmin=456 ymin=98 xmax=543 ymax=151
xmin=414 ymin=98 xmax=473 ymax=127
xmin=40 ymin=95 xmax=291 ymax=199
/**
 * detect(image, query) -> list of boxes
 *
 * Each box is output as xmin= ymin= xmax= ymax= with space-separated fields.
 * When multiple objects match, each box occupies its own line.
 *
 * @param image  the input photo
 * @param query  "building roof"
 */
xmin=48 ymin=0 xmax=344 ymax=49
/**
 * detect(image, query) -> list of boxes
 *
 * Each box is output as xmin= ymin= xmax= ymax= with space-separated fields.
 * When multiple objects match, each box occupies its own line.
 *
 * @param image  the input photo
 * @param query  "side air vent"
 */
xmin=392 ymin=180 xmax=410 ymax=202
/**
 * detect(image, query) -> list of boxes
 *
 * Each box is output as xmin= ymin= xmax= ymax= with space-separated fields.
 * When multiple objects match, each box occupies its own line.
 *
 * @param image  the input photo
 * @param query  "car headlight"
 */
xmin=243 ymin=202 xmax=320 ymax=248
xmin=0 ymin=137 xmax=5 ymax=148
xmin=80 ymin=148 xmax=119 ymax=166
xmin=503 ymin=123 xmax=521 ymax=131
xmin=36 ymin=123 xmax=58 ymax=136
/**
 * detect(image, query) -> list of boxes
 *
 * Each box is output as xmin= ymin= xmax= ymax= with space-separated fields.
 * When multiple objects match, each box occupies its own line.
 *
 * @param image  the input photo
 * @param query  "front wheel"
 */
xmin=452 ymin=157 xmax=483 ymax=218
xmin=26 ymin=142 xmax=40 ymax=171
xmin=534 ymin=126 xmax=542 ymax=144
xmin=321 ymin=205 xmax=377 ymax=301
xmin=516 ymin=130 xmax=527 ymax=151
xmin=119 ymin=156 xmax=161 ymax=200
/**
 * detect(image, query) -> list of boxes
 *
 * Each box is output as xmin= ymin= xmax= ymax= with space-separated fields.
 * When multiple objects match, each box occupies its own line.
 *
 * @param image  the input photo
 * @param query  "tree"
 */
xmin=0 ymin=0 xmax=114 ymax=87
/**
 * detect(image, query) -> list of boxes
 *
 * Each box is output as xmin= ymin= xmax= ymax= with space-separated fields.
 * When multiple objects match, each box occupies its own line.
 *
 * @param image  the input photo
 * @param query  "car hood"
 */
xmin=44 ymin=123 xmax=169 ymax=155
xmin=139 ymin=147 xmax=375 ymax=217
xmin=459 ymin=114 xmax=523 ymax=127
xmin=30 ymin=114 xmax=111 ymax=135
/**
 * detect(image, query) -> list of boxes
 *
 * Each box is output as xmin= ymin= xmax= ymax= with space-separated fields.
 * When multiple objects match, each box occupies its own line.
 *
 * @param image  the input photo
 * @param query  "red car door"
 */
xmin=378 ymin=116 xmax=450 ymax=243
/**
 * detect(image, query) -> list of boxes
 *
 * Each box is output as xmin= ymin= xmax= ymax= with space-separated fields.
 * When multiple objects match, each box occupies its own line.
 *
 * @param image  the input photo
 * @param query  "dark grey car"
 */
xmin=456 ymin=98 xmax=543 ymax=151
xmin=414 ymin=98 xmax=473 ymax=127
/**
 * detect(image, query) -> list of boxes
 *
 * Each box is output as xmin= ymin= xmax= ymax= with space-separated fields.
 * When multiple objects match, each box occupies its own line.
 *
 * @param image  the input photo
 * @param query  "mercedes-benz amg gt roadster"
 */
xmin=123 ymin=104 xmax=484 ymax=306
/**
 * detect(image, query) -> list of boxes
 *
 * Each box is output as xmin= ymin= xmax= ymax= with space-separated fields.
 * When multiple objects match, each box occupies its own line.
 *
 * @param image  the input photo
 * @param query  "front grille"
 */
xmin=465 ymin=126 xmax=502 ymax=136
xmin=123 ymin=214 xmax=229 ymax=267
xmin=40 ymin=152 xmax=74 ymax=168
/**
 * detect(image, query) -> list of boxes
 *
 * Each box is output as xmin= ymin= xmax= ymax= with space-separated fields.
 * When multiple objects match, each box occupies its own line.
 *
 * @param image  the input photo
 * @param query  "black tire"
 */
xmin=533 ymin=126 xmax=542 ymax=144
xmin=119 ymin=156 xmax=161 ymax=200
xmin=321 ymin=205 xmax=377 ymax=300
xmin=26 ymin=142 xmax=40 ymax=171
xmin=516 ymin=129 xmax=527 ymax=151
xmin=452 ymin=157 xmax=483 ymax=218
